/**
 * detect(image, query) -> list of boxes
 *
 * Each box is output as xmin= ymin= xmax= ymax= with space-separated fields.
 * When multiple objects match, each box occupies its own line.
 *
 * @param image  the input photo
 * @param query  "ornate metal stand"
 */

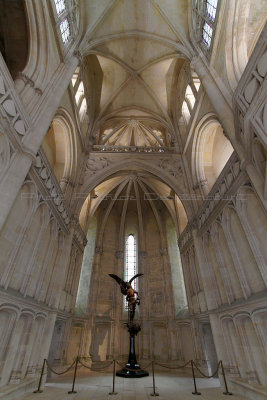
xmin=116 ymin=322 xmax=149 ymax=378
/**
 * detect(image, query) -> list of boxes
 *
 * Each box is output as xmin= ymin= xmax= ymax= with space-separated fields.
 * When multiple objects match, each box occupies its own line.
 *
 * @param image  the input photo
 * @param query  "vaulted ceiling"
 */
xmin=78 ymin=0 xmax=194 ymax=232
xmin=80 ymin=0 xmax=193 ymax=148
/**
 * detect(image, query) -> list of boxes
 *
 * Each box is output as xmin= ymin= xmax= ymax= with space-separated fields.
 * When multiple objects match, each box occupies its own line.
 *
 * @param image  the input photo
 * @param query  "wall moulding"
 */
xmin=0 ymin=55 xmax=31 ymax=140
xmin=0 ymin=288 xmax=53 ymax=316
xmin=178 ymin=224 xmax=193 ymax=254
xmin=195 ymin=152 xmax=248 ymax=235
xmin=234 ymin=25 xmax=267 ymax=151
xmin=30 ymin=148 xmax=72 ymax=233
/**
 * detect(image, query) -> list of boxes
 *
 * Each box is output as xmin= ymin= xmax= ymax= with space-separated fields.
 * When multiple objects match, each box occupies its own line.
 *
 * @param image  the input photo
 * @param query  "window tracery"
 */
xmin=71 ymin=67 xmax=88 ymax=122
xmin=180 ymin=69 xmax=200 ymax=125
xmin=124 ymin=234 xmax=137 ymax=309
xmin=53 ymin=0 xmax=78 ymax=45
xmin=193 ymin=0 xmax=219 ymax=50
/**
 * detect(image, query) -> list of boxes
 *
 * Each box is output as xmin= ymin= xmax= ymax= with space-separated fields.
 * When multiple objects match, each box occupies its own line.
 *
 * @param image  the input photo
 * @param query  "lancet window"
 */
xmin=71 ymin=67 xmax=88 ymax=122
xmin=193 ymin=0 xmax=219 ymax=50
xmin=53 ymin=0 xmax=78 ymax=45
xmin=124 ymin=234 xmax=137 ymax=309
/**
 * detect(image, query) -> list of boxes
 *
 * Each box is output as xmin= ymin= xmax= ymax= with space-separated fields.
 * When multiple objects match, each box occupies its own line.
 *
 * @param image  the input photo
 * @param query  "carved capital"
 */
xmin=95 ymin=246 xmax=103 ymax=255
xmin=115 ymin=250 xmax=124 ymax=259
xmin=160 ymin=248 xmax=168 ymax=256
xmin=139 ymin=251 xmax=147 ymax=258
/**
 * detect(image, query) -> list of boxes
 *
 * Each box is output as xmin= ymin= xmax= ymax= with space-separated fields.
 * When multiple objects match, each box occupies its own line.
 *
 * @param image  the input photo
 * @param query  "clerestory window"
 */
xmin=71 ymin=67 xmax=88 ymax=122
xmin=193 ymin=0 xmax=219 ymax=51
xmin=202 ymin=0 xmax=218 ymax=48
xmin=53 ymin=0 xmax=78 ymax=45
xmin=124 ymin=234 xmax=137 ymax=309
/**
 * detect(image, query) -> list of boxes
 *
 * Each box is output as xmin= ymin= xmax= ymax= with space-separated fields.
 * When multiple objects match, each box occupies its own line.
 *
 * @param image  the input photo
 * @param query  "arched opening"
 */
xmin=193 ymin=116 xmax=234 ymax=194
xmin=0 ymin=0 xmax=29 ymax=79
xmin=41 ymin=112 xmax=76 ymax=192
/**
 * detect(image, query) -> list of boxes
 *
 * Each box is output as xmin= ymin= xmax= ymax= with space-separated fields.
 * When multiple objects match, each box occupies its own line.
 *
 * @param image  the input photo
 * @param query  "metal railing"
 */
xmin=34 ymin=356 xmax=232 ymax=396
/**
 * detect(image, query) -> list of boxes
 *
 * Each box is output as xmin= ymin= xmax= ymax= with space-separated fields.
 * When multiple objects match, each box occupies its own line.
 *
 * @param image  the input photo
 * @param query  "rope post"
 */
xmin=220 ymin=361 xmax=232 ymax=396
xmin=191 ymin=360 xmax=201 ymax=395
xmin=109 ymin=360 xmax=118 ymax=395
xmin=33 ymin=359 xmax=46 ymax=393
xmin=150 ymin=361 xmax=159 ymax=397
xmin=68 ymin=356 xmax=79 ymax=394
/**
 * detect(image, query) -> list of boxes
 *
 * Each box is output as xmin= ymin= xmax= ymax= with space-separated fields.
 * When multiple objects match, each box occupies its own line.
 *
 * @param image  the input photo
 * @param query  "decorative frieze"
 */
xmin=92 ymin=145 xmax=175 ymax=153
xmin=195 ymin=152 xmax=246 ymax=234
xmin=178 ymin=224 xmax=193 ymax=254
xmin=0 ymin=57 xmax=31 ymax=139
xmin=31 ymin=148 xmax=71 ymax=231
xmin=234 ymin=27 xmax=267 ymax=149
xmin=73 ymin=223 xmax=87 ymax=252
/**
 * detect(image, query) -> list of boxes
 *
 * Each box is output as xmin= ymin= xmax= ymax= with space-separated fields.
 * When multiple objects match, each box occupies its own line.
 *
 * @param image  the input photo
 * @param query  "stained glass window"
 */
xmin=124 ymin=234 xmax=137 ymax=308
xmin=59 ymin=18 xmax=71 ymax=44
xmin=200 ymin=0 xmax=219 ymax=48
xmin=206 ymin=0 xmax=218 ymax=22
xmin=202 ymin=21 xmax=213 ymax=47
xmin=53 ymin=0 xmax=73 ymax=45
xmin=54 ymin=0 xmax=66 ymax=15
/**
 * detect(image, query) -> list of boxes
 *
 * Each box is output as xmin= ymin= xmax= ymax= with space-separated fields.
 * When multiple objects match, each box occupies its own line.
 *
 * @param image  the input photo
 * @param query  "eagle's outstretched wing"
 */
xmin=129 ymin=273 xmax=143 ymax=285
xmin=108 ymin=274 xmax=128 ymax=295
xmin=109 ymin=274 xmax=123 ymax=285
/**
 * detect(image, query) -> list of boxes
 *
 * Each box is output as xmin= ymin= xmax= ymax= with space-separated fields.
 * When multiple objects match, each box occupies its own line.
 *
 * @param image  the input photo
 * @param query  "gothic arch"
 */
xmin=78 ymin=158 xmax=192 ymax=219
xmin=192 ymin=114 xmax=233 ymax=194
xmin=224 ymin=0 xmax=267 ymax=90
xmin=0 ymin=0 xmax=29 ymax=80
xmin=42 ymin=108 xmax=77 ymax=191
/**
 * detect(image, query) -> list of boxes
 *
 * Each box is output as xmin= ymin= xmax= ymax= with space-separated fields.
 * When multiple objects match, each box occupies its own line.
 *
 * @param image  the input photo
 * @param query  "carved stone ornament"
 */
xmin=158 ymin=156 xmax=183 ymax=179
xmin=0 ymin=132 xmax=11 ymax=180
xmin=86 ymin=155 xmax=109 ymax=175
xmin=115 ymin=250 xmax=124 ymax=259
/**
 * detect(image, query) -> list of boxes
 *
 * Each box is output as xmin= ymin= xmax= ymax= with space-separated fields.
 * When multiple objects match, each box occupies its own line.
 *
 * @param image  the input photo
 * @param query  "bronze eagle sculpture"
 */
xmin=109 ymin=273 xmax=143 ymax=321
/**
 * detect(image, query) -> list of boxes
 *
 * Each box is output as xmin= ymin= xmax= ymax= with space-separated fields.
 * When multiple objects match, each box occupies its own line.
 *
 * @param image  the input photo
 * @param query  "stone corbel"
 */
xmin=160 ymin=248 xmax=168 ymax=256
xmin=115 ymin=250 xmax=124 ymax=259
xmin=139 ymin=251 xmax=147 ymax=258
xmin=95 ymin=246 xmax=103 ymax=255
xmin=17 ymin=72 xmax=34 ymax=87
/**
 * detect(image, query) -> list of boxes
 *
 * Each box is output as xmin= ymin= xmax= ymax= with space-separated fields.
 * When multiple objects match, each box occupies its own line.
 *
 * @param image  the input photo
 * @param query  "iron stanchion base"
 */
xmin=68 ymin=391 xmax=77 ymax=394
xmin=33 ymin=390 xmax=43 ymax=393
xmin=192 ymin=391 xmax=201 ymax=395
xmin=116 ymin=366 xmax=149 ymax=378
xmin=223 ymin=392 xmax=233 ymax=395
xmin=150 ymin=392 xmax=159 ymax=396
xmin=109 ymin=392 xmax=118 ymax=395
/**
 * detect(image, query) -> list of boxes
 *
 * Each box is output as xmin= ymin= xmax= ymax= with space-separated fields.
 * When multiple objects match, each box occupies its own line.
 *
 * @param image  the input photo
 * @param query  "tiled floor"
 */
xmin=20 ymin=368 xmax=243 ymax=400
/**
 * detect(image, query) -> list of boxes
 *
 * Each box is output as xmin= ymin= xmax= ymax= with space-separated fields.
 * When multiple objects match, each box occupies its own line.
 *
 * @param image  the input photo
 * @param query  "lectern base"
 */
xmin=117 ymin=322 xmax=149 ymax=378
xmin=116 ymin=366 xmax=149 ymax=378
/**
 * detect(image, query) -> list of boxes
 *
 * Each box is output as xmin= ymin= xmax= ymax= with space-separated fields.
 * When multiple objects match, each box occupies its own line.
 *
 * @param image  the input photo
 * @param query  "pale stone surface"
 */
xmin=0 ymin=2 xmax=266 ymax=400
xmin=19 ymin=371 xmax=244 ymax=400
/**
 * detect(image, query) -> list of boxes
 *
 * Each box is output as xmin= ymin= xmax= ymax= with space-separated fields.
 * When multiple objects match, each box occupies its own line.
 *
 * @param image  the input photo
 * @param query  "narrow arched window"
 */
xmin=53 ymin=0 xmax=78 ymax=45
xmin=193 ymin=0 xmax=219 ymax=51
xmin=124 ymin=234 xmax=137 ymax=309
xmin=202 ymin=0 xmax=218 ymax=48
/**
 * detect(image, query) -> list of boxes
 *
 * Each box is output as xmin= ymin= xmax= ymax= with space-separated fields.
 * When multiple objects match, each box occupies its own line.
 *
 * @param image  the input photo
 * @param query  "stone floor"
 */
xmin=19 ymin=369 xmax=244 ymax=400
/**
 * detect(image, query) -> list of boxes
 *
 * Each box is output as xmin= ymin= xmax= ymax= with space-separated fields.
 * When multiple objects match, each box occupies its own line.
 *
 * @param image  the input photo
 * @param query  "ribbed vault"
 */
xmin=79 ymin=0 xmax=193 ymax=150
xmin=79 ymin=174 xmax=188 ymax=238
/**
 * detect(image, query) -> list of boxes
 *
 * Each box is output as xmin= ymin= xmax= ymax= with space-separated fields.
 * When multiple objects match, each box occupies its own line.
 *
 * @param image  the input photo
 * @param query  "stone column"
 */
xmin=47 ymin=224 xmax=76 ymax=308
xmin=192 ymin=230 xmax=218 ymax=310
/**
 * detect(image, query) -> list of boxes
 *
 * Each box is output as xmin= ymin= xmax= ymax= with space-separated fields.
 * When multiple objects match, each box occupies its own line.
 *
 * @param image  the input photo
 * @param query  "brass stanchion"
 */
xmin=33 ymin=359 xmax=46 ymax=393
xmin=68 ymin=357 xmax=79 ymax=394
xmin=191 ymin=360 xmax=201 ymax=395
xmin=220 ymin=361 xmax=232 ymax=395
xmin=109 ymin=360 xmax=118 ymax=395
xmin=150 ymin=361 xmax=159 ymax=397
